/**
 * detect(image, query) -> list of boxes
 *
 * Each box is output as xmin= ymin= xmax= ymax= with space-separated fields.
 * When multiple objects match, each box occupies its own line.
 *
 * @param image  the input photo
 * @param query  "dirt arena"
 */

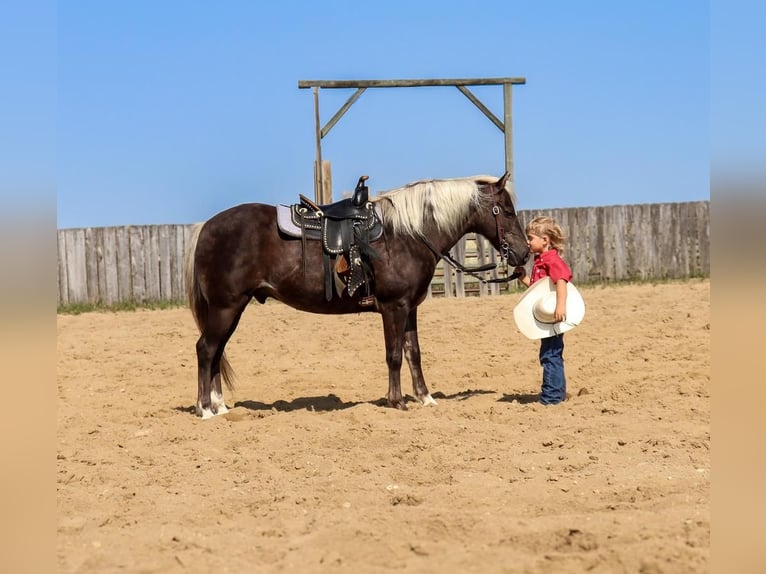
xmin=57 ymin=279 xmax=710 ymax=573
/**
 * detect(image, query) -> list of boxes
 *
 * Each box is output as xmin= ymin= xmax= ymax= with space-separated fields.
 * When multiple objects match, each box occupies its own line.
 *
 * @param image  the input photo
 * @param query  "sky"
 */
xmin=15 ymin=2 xmax=714 ymax=229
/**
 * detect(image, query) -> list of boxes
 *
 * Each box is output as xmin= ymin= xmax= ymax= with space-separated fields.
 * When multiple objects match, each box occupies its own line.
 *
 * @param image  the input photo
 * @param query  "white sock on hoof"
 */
xmin=421 ymin=394 xmax=437 ymax=406
xmin=210 ymin=390 xmax=228 ymax=414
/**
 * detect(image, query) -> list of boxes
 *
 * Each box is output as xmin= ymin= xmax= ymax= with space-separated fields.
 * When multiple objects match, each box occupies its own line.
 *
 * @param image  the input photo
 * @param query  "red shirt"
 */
xmin=530 ymin=249 xmax=572 ymax=285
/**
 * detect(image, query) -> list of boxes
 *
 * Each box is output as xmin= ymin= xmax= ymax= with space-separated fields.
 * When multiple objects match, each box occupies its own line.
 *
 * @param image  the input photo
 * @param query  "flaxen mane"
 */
xmin=373 ymin=175 xmax=512 ymax=238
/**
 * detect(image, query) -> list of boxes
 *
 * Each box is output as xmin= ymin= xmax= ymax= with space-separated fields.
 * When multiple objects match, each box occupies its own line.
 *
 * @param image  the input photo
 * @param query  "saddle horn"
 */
xmin=352 ymin=175 xmax=370 ymax=207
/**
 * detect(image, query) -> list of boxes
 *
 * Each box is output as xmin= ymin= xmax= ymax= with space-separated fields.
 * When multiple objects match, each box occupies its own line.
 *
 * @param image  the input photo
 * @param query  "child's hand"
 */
xmin=554 ymin=279 xmax=568 ymax=321
xmin=513 ymin=266 xmax=527 ymax=280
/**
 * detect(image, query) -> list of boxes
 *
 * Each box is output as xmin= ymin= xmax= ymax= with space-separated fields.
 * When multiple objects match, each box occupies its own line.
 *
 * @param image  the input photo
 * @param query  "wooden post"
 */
xmin=321 ymin=160 xmax=332 ymax=204
xmin=503 ymin=82 xmax=514 ymax=194
xmin=314 ymin=160 xmax=332 ymax=204
xmin=443 ymin=260 xmax=454 ymax=298
xmin=313 ymin=86 xmax=324 ymax=203
xmin=453 ymin=238 xmax=466 ymax=297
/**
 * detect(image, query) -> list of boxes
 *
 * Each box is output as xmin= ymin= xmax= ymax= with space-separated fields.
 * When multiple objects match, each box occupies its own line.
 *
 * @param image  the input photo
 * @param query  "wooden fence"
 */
xmin=57 ymin=201 xmax=710 ymax=307
xmin=57 ymin=224 xmax=195 ymax=306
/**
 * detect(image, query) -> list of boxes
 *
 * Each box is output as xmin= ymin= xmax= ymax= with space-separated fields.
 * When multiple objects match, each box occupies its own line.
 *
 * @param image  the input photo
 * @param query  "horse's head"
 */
xmin=473 ymin=172 xmax=529 ymax=267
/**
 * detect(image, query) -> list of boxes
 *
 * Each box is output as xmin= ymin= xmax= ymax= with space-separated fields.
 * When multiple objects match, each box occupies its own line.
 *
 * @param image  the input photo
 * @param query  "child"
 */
xmin=514 ymin=216 xmax=573 ymax=405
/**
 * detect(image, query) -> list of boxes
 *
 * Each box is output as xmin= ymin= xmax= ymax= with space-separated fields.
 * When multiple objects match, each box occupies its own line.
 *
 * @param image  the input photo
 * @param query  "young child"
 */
xmin=514 ymin=216 xmax=573 ymax=405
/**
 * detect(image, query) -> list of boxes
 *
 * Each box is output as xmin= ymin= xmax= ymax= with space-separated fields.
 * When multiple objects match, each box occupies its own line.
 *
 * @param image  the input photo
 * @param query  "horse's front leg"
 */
xmin=403 ymin=308 xmax=437 ymax=406
xmin=380 ymin=304 xmax=409 ymax=410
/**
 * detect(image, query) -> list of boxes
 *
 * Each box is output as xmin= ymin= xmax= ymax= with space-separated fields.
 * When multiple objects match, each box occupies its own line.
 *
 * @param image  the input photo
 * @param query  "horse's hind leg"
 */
xmin=209 ymin=361 xmax=228 ymax=416
xmin=196 ymin=300 xmax=248 ymax=419
xmin=403 ymin=309 xmax=436 ymax=406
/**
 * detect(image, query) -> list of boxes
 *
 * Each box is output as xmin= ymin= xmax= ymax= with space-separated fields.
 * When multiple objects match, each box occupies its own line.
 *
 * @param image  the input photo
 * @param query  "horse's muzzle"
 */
xmin=504 ymin=245 xmax=529 ymax=268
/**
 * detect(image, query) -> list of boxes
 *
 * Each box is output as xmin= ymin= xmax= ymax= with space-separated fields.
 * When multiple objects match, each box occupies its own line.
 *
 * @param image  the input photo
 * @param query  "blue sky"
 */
xmin=54 ymin=3 xmax=710 ymax=227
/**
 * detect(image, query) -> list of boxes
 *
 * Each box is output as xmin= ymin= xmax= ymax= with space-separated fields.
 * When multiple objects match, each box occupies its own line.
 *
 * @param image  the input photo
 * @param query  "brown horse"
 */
xmin=184 ymin=172 xmax=529 ymax=418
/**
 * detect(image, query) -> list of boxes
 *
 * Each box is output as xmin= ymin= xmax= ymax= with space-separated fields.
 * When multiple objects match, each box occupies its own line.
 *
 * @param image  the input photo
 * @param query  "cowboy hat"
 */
xmin=513 ymin=277 xmax=586 ymax=340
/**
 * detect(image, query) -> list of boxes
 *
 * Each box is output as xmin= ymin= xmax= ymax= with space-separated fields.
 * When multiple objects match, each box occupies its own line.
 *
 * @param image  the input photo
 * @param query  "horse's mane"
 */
xmin=372 ymin=175 xmax=508 ymax=238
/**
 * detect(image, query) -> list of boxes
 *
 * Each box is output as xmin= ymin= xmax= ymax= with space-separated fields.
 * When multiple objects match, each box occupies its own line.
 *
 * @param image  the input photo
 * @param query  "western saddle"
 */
xmin=289 ymin=176 xmax=382 ymax=305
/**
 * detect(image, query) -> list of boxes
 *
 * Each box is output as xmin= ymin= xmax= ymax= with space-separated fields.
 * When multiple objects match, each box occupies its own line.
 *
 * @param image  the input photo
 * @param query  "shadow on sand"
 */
xmin=175 ymin=388 xmax=499 ymax=415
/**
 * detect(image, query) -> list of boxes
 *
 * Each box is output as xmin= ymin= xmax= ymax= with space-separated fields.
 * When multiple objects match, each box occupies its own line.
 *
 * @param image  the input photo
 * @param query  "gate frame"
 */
xmin=298 ymin=77 xmax=526 ymax=203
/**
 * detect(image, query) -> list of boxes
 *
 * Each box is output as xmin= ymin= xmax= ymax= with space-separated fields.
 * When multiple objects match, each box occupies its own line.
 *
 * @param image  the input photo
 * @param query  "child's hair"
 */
xmin=526 ymin=216 xmax=566 ymax=253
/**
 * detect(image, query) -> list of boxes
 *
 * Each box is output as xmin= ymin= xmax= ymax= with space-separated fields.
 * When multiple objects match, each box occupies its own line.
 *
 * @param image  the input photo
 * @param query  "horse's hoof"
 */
xmin=420 ymin=394 xmax=437 ymax=406
xmin=196 ymin=402 xmax=217 ymax=419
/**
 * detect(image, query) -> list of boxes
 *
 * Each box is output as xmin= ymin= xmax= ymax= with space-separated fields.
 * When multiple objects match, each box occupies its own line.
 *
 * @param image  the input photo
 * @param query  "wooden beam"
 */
xmin=298 ymin=77 xmax=526 ymax=89
xmin=456 ymin=85 xmax=504 ymax=132
xmin=321 ymin=87 xmax=367 ymax=138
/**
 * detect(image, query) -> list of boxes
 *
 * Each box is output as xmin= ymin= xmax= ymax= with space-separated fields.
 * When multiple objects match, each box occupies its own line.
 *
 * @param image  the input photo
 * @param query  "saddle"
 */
xmin=285 ymin=176 xmax=383 ymax=305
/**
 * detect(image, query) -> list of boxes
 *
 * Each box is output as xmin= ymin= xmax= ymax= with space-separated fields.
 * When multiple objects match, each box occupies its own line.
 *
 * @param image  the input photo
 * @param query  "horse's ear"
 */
xmin=496 ymin=172 xmax=511 ymax=193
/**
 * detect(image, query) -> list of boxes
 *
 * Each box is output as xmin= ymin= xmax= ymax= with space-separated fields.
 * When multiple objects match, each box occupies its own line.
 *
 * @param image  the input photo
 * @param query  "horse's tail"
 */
xmin=184 ymin=222 xmax=236 ymax=391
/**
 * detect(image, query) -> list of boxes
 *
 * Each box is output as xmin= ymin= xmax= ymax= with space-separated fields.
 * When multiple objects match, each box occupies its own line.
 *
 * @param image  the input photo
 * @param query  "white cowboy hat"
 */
xmin=513 ymin=277 xmax=586 ymax=340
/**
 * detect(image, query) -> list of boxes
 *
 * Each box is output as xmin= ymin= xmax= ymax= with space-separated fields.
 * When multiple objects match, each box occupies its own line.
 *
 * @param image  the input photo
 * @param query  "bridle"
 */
xmin=419 ymin=200 xmax=524 ymax=285
xmin=492 ymin=205 xmax=512 ymax=262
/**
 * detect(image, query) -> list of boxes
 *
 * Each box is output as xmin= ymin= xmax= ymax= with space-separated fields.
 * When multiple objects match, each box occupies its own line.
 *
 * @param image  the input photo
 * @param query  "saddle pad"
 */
xmin=276 ymin=204 xmax=300 ymax=236
xmin=276 ymin=203 xmax=384 ymax=240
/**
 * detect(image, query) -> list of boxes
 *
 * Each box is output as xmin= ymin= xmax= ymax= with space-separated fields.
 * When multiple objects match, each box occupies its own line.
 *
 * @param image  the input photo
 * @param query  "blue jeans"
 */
xmin=539 ymin=334 xmax=566 ymax=404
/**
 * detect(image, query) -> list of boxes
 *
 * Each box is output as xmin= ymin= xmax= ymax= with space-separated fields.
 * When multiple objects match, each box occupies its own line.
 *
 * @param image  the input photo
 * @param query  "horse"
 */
xmin=184 ymin=172 xmax=529 ymax=418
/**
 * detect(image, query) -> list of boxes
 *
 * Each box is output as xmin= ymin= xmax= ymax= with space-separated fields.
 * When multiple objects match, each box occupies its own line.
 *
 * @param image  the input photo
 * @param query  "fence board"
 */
xmin=621 ymin=205 xmax=637 ymax=279
xmin=57 ymin=229 xmax=69 ymax=306
xmin=679 ymin=203 xmax=693 ymax=277
xmin=442 ymin=249 xmax=455 ymax=298
xmin=102 ymin=227 xmax=119 ymax=304
xmin=145 ymin=227 xmax=161 ymax=301
xmin=66 ymin=229 xmax=87 ymax=304
xmin=181 ymin=225 xmax=194 ymax=298
xmin=612 ymin=206 xmax=626 ymax=279
xmin=95 ymin=229 xmax=106 ymax=303
xmin=453 ymin=238 xmax=466 ymax=298
xmin=159 ymin=225 xmax=172 ymax=301
xmin=570 ymin=207 xmax=590 ymax=281
xmin=487 ymin=239 xmax=499 ymax=295
xmin=129 ymin=226 xmax=146 ymax=303
xmin=115 ymin=227 xmax=131 ymax=302
xmin=637 ymin=204 xmax=654 ymax=279
xmin=170 ymin=225 xmax=183 ymax=301
xmin=695 ymin=202 xmax=710 ymax=276
xmin=658 ymin=204 xmax=673 ymax=278
xmin=475 ymin=236 xmax=490 ymax=296
xmin=83 ymin=228 xmax=99 ymax=303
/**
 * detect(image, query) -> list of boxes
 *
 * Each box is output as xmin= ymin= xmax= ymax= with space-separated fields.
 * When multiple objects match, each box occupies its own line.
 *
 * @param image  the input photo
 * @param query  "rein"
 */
xmin=419 ymin=204 xmax=522 ymax=285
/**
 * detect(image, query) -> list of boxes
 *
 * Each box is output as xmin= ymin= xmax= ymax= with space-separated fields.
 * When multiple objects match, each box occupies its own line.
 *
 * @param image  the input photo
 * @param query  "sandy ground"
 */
xmin=57 ymin=279 xmax=710 ymax=573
